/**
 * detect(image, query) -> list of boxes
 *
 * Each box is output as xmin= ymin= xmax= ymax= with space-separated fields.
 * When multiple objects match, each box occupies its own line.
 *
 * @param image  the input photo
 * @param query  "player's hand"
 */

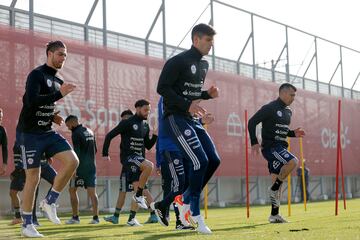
xmin=294 ymin=128 xmax=305 ymax=137
xmin=251 ymin=144 xmax=261 ymax=155
xmin=0 ymin=164 xmax=7 ymax=176
xmin=103 ymin=156 xmax=111 ymax=161
xmin=188 ymin=100 xmax=206 ymax=117
xmin=201 ymin=113 xmax=215 ymax=125
xmin=60 ymin=83 xmax=76 ymax=97
xmin=156 ymin=167 xmax=161 ymax=176
xmin=52 ymin=111 xmax=64 ymax=126
xmin=207 ymin=86 xmax=219 ymax=98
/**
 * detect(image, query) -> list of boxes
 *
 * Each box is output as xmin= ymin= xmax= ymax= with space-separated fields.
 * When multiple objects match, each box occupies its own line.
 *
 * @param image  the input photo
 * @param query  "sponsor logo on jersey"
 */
xmin=173 ymin=159 xmax=180 ymax=165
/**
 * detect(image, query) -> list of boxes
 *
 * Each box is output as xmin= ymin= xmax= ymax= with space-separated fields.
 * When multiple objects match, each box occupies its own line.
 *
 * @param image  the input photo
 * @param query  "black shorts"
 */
xmin=10 ymin=164 xmax=57 ymax=191
xmin=261 ymin=145 xmax=296 ymax=174
xmin=69 ymin=172 xmax=96 ymax=189
xmin=119 ymin=168 xmax=133 ymax=192
xmin=125 ymin=155 xmax=145 ymax=184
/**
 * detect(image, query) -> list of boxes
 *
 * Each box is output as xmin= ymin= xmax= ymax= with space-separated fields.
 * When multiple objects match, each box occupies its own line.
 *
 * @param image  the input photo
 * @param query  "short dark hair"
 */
xmin=120 ymin=109 xmax=133 ymax=118
xmin=65 ymin=114 xmax=78 ymax=123
xmin=46 ymin=40 xmax=66 ymax=57
xmin=134 ymin=99 xmax=150 ymax=108
xmin=191 ymin=23 xmax=216 ymax=42
xmin=279 ymin=83 xmax=297 ymax=93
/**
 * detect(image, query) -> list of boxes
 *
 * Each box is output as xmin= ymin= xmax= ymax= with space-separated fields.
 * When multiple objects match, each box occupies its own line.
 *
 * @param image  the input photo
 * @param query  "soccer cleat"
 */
xmin=103 ymin=215 xmax=119 ymax=224
xmin=144 ymin=213 xmax=158 ymax=224
xmin=132 ymin=195 xmax=148 ymax=209
xmin=127 ymin=218 xmax=142 ymax=227
xmin=174 ymin=195 xmax=183 ymax=206
xmin=268 ymin=214 xmax=288 ymax=223
xmin=89 ymin=219 xmax=100 ymax=224
xmin=191 ymin=215 xmax=212 ymax=234
xmin=178 ymin=203 xmax=191 ymax=226
xmin=10 ymin=218 xmax=22 ymax=225
xmin=39 ymin=199 xmax=61 ymax=224
xmin=268 ymin=187 xmax=280 ymax=207
xmin=150 ymin=202 xmax=169 ymax=226
xmin=175 ymin=221 xmax=195 ymax=230
xmin=65 ymin=218 xmax=80 ymax=224
xmin=21 ymin=224 xmax=44 ymax=238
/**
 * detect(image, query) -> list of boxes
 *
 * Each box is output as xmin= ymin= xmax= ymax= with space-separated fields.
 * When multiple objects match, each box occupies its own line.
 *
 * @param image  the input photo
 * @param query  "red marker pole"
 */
xmin=338 ymin=101 xmax=346 ymax=210
xmin=335 ymin=99 xmax=341 ymax=216
xmin=245 ymin=110 xmax=250 ymax=218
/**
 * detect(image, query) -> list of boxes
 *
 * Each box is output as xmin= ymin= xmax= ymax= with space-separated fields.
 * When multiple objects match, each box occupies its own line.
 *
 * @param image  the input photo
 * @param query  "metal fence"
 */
xmin=1 ymin=3 xmax=359 ymax=100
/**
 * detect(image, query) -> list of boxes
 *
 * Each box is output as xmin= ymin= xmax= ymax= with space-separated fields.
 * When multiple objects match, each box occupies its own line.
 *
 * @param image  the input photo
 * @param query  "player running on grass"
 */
xmin=248 ymin=83 xmax=305 ymax=223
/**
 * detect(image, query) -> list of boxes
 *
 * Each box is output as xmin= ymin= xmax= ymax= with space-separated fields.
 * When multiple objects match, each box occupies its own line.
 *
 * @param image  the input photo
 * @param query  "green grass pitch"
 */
xmin=1 ymin=199 xmax=359 ymax=239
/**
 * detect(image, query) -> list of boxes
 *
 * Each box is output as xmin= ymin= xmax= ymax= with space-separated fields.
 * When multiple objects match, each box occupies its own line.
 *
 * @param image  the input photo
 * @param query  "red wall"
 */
xmin=0 ymin=25 xmax=359 ymax=177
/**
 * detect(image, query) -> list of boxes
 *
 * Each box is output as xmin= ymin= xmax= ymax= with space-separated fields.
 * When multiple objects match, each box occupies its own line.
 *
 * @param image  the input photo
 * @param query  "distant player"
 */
xmin=64 ymin=115 xmax=99 ymax=224
xmin=103 ymin=110 xmax=158 ymax=226
xmin=248 ymin=83 xmax=305 ymax=223
xmin=0 ymin=108 xmax=8 ymax=176
xmin=17 ymin=40 xmax=78 ymax=237
xmin=102 ymin=100 xmax=157 ymax=225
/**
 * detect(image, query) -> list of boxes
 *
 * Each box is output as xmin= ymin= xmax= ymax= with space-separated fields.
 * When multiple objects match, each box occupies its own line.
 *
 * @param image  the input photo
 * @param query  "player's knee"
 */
xmin=143 ymin=160 xmax=154 ymax=170
xmin=290 ymin=157 xmax=299 ymax=166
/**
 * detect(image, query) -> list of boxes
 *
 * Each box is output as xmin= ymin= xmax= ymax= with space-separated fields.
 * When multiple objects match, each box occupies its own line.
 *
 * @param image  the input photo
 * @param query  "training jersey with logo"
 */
xmin=17 ymin=64 xmax=63 ymax=133
xmin=102 ymin=114 xmax=157 ymax=161
xmin=248 ymin=98 xmax=295 ymax=149
xmin=157 ymin=46 xmax=212 ymax=117
xmin=71 ymin=124 xmax=97 ymax=174
xmin=0 ymin=125 xmax=8 ymax=164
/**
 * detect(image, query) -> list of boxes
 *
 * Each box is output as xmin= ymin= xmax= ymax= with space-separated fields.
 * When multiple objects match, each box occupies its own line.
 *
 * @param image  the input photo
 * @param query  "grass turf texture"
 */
xmin=1 ymin=199 xmax=359 ymax=239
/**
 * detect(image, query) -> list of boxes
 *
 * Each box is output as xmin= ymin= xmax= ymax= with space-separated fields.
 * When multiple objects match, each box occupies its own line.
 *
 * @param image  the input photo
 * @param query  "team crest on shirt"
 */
xmin=191 ymin=64 xmax=196 ymax=74
xmin=173 ymin=159 xmax=180 ymax=165
xmin=131 ymin=166 xmax=137 ymax=173
xmin=277 ymin=110 xmax=283 ymax=117
xmin=184 ymin=129 xmax=191 ymax=136
xmin=284 ymin=153 xmax=289 ymax=158
xmin=133 ymin=124 xmax=138 ymax=130
xmin=47 ymin=79 xmax=52 ymax=87
xmin=27 ymin=158 xmax=34 ymax=165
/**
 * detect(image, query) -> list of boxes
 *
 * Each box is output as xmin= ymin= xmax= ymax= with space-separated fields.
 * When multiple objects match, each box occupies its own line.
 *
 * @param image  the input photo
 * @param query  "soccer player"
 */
xmin=152 ymin=97 xmax=215 ymax=229
xmin=156 ymin=23 xmax=221 ymax=234
xmin=102 ymin=100 xmax=157 ymax=226
xmin=0 ymin=108 xmax=8 ymax=176
xmin=17 ymin=40 xmax=79 ymax=237
xmin=103 ymin=110 xmax=158 ymax=226
xmin=248 ymin=83 xmax=305 ymax=223
xmin=9 ymin=145 xmax=57 ymax=226
xmin=64 ymin=115 xmax=99 ymax=224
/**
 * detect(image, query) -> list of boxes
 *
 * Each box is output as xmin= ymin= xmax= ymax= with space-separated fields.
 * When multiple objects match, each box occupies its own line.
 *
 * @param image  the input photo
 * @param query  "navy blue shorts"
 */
xmin=69 ymin=172 xmax=96 ymax=188
xmin=10 ymin=164 xmax=56 ymax=191
xmin=17 ymin=131 xmax=72 ymax=169
xmin=261 ymin=145 xmax=296 ymax=174
xmin=124 ymin=155 xmax=145 ymax=184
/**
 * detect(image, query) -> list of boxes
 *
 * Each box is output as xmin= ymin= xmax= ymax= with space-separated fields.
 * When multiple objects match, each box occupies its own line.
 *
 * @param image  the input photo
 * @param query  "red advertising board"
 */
xmin=0 ymin=25 xmax=359 ymax=177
